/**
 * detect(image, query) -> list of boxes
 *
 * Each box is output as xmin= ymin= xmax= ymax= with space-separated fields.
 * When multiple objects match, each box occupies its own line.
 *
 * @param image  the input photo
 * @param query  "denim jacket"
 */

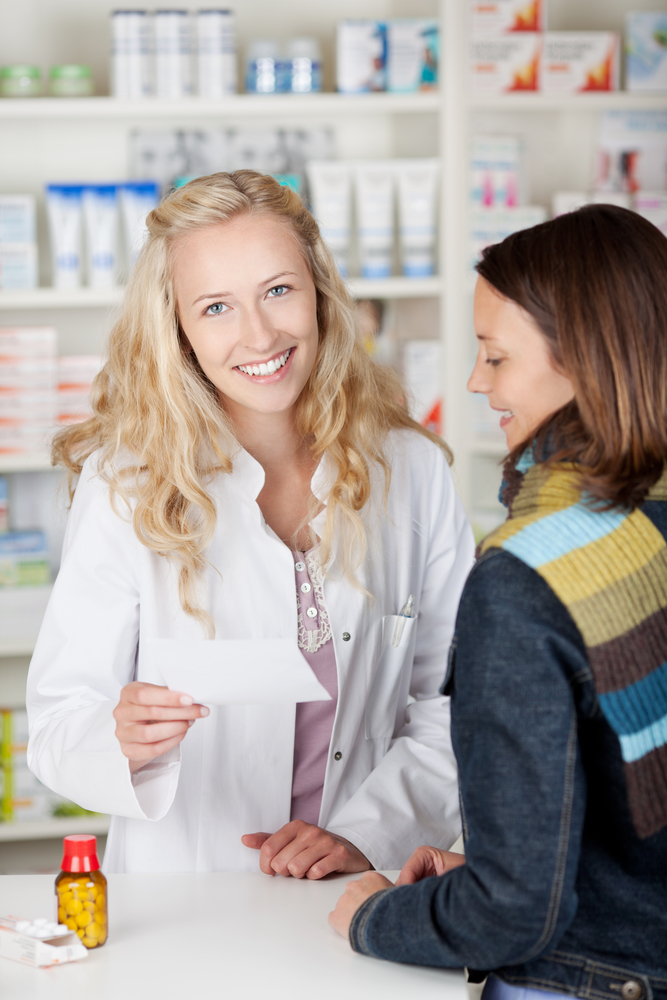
xmin=349 ymin=500 xmax=667 ymax=998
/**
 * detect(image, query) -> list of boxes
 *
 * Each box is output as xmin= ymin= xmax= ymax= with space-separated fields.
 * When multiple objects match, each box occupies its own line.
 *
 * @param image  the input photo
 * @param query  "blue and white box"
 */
xmin=626 ymin=13 xmax=667 ymax=92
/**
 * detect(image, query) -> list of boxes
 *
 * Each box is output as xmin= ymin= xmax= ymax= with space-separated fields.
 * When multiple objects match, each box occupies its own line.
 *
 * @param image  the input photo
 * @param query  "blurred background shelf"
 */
xmin=0 ymin=815 xmax=110 ymax=842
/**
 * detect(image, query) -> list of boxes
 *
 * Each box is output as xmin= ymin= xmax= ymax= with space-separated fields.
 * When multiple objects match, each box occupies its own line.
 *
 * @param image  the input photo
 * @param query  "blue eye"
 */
xmin=206 ymin=302 xmax=228 ymax=315
xmin=267 ymin=285 xmax=289 ymax=297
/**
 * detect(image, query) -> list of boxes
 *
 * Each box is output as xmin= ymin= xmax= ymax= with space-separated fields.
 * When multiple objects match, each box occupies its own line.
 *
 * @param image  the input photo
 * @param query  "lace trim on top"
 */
xmin=296 ymin=548 xmax=332 ymax=654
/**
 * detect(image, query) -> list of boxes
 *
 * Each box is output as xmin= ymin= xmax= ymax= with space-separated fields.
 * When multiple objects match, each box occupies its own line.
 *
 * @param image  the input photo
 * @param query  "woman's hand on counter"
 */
xmin=113 ymin=681 xmax=209 ymax=773
xmin=395 ymin=845 xmax=466 ymax=885
xmin=242 ymin=820 xmax=372 ymax=879
xmin=328 ymin=872 xmax=395 ymax=937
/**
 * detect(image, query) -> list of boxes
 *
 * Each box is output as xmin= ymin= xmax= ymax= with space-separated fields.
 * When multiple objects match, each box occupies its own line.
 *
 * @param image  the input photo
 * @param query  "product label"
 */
xmin=470 ymin=35 xmax=542 ymax=92
xmin=543 ymin=33 xmax=619 ymax=92
xmin=337 ymin=21 xmax=387 ymax=93
xmin=471 ymin=0 xmax=545 ymax=36
xmin=386 ymin=19 xmax=438 ymax=92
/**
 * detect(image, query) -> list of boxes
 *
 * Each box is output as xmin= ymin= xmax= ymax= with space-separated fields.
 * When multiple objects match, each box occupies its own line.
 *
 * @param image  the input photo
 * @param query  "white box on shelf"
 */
xmin=470 ymin=135 xmax=524 ymax=208
xmin=596 ymin=110 xmax=667 ymax=193
xmin=470 ymin=35 xmax=541 ymax=93
xmin=0 ymin=327 xmax=57 ymax=359
xmin=470 ymin=0 xmax=545 ymax=37
xmin=403 ymin=339 xmax=442 ymax=435
xmin=0 ymin=358 xmax=57 ymax=390
xmin=542 ymin=33 xmax=620 ymax=93
xmin=0 ymin=196 xmax=36 ymax=245
xmin=0 ymin=392 xmax=58 ymax=422
xmin=0 ymin=245 xmax=38 ymax=291
xmin=626 ymin=13 xmax=667 ymax=93
xmin=386 ymin=19 xmax=438 ymax=93
xmin=337 ymin=21 xmax=387 ymax=93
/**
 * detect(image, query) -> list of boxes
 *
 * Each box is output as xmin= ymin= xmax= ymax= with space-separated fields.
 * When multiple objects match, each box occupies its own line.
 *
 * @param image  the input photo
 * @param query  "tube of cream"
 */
xmin=119 ymin=181 xmax=160 ymax=272
xmin=305 ymin=161 xmax=351 ymax=278
xmin=395 ymin=159 xmax=439 ymax=277
xmin=83 ymin=184 xmax=118 ymax=288
xmin=45 ymin=184 xmax=84 ymax=289
xmin=354 ymin=161 xmax=394 ymax=279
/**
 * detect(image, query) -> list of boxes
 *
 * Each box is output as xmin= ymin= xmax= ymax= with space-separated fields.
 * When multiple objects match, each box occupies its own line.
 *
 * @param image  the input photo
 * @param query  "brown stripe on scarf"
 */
xmin=588 ymin=604 xmax=667 ymax=693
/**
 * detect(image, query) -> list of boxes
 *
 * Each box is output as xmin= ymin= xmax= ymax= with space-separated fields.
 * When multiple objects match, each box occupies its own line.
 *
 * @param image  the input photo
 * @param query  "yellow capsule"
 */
xmin=65 ymin=918 xmax=77 ymax=932
xmin=96 ymin=910 xmax=107 ymax=925
xmin=76 ymin=929 xmax=84 ymax=939
xmin=87 ymin=888 xmax=98 ymax=901
xmin=98 ymin=929 xmax=107 ymax=944
xmin=81 ymin=937 xmax=98 ymax=948
xmin=75 ymin=910 xmax=92 ymax=929
xmin=59 ymin=890 xmax=73 ymax=905
xmin=86 ymin=922 xmax=102 ymax=940
xmin=58 ymin=906 xmax=67 ymax=923
xmin=66 ymin=898 xmax=83 ymax=916
xmin=85 ymin=901 xmax=95 ymax=913
xmin=95 ymin=893 xmax=106 ymax=910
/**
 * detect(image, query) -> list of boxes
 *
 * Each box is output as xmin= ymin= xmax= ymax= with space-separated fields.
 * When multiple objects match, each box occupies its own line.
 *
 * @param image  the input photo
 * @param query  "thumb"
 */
xmin=241 ymin=832 xmax=271 ymax=849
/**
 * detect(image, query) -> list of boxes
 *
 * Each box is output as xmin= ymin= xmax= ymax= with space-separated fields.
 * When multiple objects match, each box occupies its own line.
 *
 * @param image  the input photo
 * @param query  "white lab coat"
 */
xmin=27 ymin=429 xmax=475 ymax=873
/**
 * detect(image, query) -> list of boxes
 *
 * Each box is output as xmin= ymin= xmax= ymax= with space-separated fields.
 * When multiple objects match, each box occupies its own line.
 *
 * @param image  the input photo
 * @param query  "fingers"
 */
xmin=395 ymin=846 xmax=466 ymax=885
xmin=246 ymin=822 xmax=371 ymax=879
xmin=328 ymin=874 xmax=394 ymax=938
xmin=114 ymin=681 xmax=209 ymax=768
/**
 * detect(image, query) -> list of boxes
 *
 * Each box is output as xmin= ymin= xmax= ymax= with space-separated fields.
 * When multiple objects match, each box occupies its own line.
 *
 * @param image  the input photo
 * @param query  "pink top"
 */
xmin=290 ymin=549 xmax=338 ymax=826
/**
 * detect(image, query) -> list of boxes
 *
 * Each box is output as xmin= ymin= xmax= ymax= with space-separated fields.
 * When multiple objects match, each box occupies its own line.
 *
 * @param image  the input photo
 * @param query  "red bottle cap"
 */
xmin=60 ymin=835 xmax=100 ymax=873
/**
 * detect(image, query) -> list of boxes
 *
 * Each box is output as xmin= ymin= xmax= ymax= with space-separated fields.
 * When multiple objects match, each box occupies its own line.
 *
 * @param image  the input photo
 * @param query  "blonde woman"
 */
xmin=27 ymin=172 xmax=474 ymax=875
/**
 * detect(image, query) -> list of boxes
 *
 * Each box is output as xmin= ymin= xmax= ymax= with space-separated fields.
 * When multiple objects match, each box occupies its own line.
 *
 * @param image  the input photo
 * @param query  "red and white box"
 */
xmin=471 ymin=0 xmax=545 ymax=36
xmin=542 ymin=32 xmax=620 ymax=92
xmin=471 ymin=34 xmax=541 ymax=92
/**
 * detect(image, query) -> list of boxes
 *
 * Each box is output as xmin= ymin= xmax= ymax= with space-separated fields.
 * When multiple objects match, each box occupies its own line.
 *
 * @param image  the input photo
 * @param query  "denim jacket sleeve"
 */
xmin=349 ymin=549 xmax=590 ymax=971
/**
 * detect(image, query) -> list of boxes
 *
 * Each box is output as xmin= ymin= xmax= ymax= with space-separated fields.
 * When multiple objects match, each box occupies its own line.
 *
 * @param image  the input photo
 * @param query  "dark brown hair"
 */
xmin=476 ymin=204 xmax=667 ymax=509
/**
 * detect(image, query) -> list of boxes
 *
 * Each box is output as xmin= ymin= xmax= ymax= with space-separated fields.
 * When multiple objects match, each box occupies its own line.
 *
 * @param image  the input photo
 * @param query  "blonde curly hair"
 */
xmin=53 ymin=170 xmax=450 ymax=634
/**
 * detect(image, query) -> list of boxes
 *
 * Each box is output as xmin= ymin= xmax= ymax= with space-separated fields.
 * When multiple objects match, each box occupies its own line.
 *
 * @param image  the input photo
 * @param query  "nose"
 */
xmin=467 ymin=353 xmax=491 ymax=395
xmin=240 ymin=302 xmax=279 ymax=356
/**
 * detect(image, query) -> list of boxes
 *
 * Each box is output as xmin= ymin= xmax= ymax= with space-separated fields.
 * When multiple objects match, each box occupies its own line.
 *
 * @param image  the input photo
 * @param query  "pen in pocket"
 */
xmin=392 ymin=594 xmax=415 ymax=647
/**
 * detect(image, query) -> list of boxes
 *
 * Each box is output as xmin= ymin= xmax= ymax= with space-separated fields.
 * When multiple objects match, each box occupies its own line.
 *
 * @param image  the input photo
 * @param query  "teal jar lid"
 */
xmin=49 ymin=64 xmax=93 ymax=79
xmin=1 ymin=65 xmax=41 ymax=79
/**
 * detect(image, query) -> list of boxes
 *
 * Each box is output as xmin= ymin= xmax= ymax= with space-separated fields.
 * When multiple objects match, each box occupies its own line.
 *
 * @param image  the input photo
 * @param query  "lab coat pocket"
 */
xmin=365 ymin=615 xmax=416 ymax=739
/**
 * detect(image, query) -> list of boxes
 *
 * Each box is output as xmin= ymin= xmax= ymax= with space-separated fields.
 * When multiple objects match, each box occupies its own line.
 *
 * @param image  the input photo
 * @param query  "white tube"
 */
xmin=196 ymin=9 xmax=237 ymax=97
xmin=395 ymin=159 xmax=439 ymax=277
xmin=354 ymin=161 xmax=395 ymax=279
xmin=45 ymin=184 xmax=83 ymax=289
xmin=155 ymin=10 xmax=192 ymax=99
xmin=119 ymin=181 xmax=159 ymax=271
xmin=305 ymin=161 xmax=351 ymax=278
xmin=83 ymin=185 xmax=118 ymax=289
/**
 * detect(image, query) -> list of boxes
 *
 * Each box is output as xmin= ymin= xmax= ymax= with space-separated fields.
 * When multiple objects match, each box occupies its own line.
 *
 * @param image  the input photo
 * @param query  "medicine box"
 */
xmin=337 ymin=21 xmax=387 ymax=93
xmin=386 ymin=19 xmax=438 ymax=92
xmin=626 ymin=13 xmax=667 ymax=92
xmin=471 ymin=135 xmax=524 ymax=208
xmin=470 ymin=0 xmax=545 ymax=36
xmin=403 ymin=340 xmax=443 ymax=436
xmin=0 ymin=327 xmax=57 ymax=359
xmin=0 ymin=920 xmax=88 ymax=968
xmin=542 ymin=33 xmax=620 ymax=92
xmin=0 ymin=531 xmax=50 ymax=586
xmin=0 ymin=245 xmax=38 ymax=290
xmin=470 ymin=35 xmax=541 ymax=92
xmin=0 ymin=196 xmax=36 ymax=244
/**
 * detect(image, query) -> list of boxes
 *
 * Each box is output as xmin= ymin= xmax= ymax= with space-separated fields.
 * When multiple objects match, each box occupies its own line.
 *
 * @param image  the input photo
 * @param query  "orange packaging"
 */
xmin=470 ymin=35 xmax=541 ymax=93
xmin=471 ymin=1 xmax=545 ymax=36
xmin=542 ymin=33 xmax=619 ymax=92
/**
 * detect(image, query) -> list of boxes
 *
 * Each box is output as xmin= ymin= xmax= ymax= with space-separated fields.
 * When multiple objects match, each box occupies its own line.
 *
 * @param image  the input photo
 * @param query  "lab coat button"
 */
xmin=295 ymin=562 xmax=305 ymax=571
xmin=334 ymin=751 xmax=342 ymax=761
xmin=342 ymin=632 xmax=351 ymax=641
xmin=621 ymin=983 xmax=642 ymax=1000
xmin=306 ymin=607 xmax=318 ymax=619
xmin=300 ymin=582 xmax=311 ymax=593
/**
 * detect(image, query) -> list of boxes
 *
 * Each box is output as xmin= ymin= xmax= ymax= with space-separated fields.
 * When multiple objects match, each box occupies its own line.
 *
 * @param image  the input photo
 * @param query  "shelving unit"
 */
xmin=0 ymin=0 xmax=666 ymax=856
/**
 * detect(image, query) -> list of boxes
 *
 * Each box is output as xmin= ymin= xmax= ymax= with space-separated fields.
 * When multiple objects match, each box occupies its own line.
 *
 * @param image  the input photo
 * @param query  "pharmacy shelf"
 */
xmin=0 ymin=815 xmax=110 ymax=843
xmin=0 ymin=277 xmax=442 ymax=310
xmin=0 ymin=92 xmax=440 ymax=120
xmin=0 ymin=452 xmax=53 ymax=473
xmin=468 ymin=92 xmax=667 ymax=111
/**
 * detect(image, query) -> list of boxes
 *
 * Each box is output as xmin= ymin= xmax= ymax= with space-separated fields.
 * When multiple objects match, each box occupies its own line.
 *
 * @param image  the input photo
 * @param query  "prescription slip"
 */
xmin=146 ymin=638 xmax=332 ymax=706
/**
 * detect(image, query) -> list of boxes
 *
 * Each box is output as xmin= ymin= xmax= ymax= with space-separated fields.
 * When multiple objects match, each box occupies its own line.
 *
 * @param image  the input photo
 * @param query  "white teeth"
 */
xmin=237 ymin=348 xmax=291 ymax=377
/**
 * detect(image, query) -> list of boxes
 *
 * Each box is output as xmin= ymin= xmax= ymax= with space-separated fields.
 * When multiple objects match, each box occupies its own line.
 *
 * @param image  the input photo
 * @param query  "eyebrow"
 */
xmin=191 ymin=272 xmax=299 ymax=307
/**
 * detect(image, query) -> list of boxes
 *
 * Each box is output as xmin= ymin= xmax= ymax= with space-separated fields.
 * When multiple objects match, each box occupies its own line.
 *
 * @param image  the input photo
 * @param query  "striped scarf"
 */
xmin=480 ymin=458 xmax=667 ymax=839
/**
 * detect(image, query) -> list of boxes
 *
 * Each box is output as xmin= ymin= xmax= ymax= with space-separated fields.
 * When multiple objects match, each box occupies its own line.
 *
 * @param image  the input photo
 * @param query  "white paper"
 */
xmin=144 ymin=638 xmax=332 ymax=706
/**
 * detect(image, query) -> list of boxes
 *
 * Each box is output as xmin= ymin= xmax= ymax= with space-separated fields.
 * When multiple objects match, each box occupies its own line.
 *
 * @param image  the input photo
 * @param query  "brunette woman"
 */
xmin=330 ymin=205 xmax=667 ymax=995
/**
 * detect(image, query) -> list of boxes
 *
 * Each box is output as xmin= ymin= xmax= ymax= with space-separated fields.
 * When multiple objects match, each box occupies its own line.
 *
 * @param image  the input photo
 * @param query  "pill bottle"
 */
xmin=245 ymin=39 xmax=286 ymax=94
xmin=55 ymin=835 xmax=108 ymax=949
xmin=0 ymin=65 xmax=42 ymax=98
xmin=287 ymin=38 xmax=322 ymax=93
xmin=49 ymin=65 xmax=94 ymax=97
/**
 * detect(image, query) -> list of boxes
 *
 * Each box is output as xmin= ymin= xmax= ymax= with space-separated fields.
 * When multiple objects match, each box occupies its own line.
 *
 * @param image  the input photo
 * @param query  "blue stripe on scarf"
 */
xmin=503 ymin=504 xmax=626 ymax=568
xmin=619 ymin=714 xmax=667 ymax=763
xmin=598 ymin=660 xmax=667 ymax=735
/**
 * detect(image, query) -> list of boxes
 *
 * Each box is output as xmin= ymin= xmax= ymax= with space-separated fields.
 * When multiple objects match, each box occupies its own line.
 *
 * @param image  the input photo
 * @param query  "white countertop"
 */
xmin=0 ymin=872 xmax=467 ymax=999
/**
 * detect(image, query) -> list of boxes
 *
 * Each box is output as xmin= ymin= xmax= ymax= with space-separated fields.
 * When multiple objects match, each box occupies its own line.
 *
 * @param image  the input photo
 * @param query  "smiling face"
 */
xmin=468 ymin=277 xmax=575 ymax=450
xmin=173 ymin=213 xmax=319 ymax=427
